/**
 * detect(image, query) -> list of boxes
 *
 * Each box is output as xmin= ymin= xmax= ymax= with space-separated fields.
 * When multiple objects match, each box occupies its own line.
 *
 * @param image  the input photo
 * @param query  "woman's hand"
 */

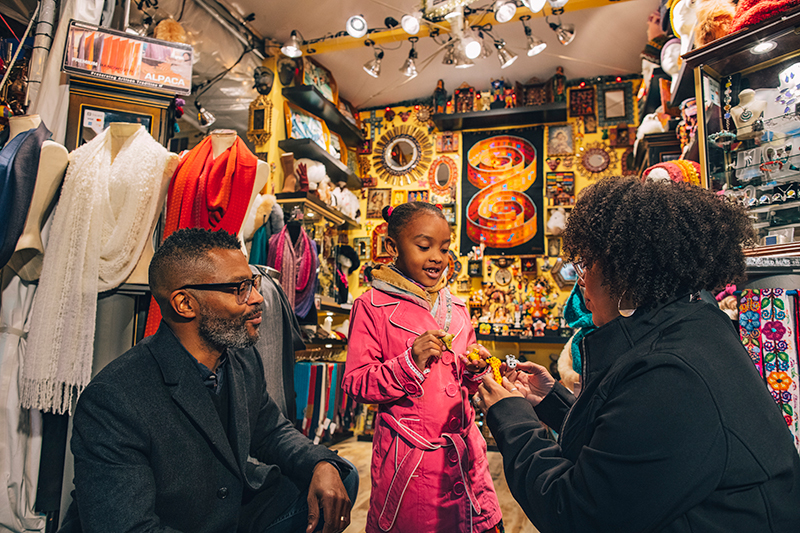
xmin=475 ymin=375 xmax=523 ymax=414
xmin=411 ymin=330 xmax=444 ymax=371
xmin=503 ymin=361 xmax=556 ymax=406
xmin=460 ymin=343 xmax=489 ymax=374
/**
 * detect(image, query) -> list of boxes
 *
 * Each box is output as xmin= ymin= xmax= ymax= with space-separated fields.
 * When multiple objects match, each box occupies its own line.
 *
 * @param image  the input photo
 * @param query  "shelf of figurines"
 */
xmin=282 ymin=86 xmax=365 ymax=147
xmin=431 ymin=101 xmax=567 ymax=132
xmin=275 ymin=191 xmax=360 ymax=230
xmin=278 ymin=138 xmax=360 ymax=189
xmin=475 ymin=330 xmax=570 ymax=345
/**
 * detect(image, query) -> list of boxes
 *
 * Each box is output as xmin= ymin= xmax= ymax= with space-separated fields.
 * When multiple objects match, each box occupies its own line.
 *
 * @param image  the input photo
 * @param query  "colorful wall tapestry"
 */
xmin=460 ymin=128 xmax=545 ymax=255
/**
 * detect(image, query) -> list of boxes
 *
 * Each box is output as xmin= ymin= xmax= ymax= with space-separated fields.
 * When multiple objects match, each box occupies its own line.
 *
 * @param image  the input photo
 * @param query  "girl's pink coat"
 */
xmin=343 ymin=288 xmax=501 ymax=533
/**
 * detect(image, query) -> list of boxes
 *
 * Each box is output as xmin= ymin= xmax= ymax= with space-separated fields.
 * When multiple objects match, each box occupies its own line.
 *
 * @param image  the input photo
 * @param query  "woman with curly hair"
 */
xmin=476 ymin=176 xmax=800 ymax=532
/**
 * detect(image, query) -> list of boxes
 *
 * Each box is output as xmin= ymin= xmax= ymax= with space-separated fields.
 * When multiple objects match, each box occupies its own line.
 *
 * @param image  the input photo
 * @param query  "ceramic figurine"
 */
xmin=552 ymin=67 xmax=567 ymax=103
xmin=433 ymin=79 xmax=448 ymax=114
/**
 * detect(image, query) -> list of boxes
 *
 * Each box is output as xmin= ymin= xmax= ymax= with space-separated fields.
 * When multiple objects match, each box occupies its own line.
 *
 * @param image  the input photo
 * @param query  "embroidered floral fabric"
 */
xmin=739 ymin=289 xmax=800 ymax=451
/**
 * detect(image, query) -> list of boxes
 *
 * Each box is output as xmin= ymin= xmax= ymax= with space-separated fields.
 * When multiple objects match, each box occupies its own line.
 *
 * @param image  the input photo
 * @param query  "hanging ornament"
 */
xmin=708 ymin=77 xmax=737 ymax=149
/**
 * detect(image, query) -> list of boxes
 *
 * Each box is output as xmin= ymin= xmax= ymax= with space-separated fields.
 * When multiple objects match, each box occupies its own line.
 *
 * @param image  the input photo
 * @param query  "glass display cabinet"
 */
xmin=681 ymin=7 xmax=800 ymax=254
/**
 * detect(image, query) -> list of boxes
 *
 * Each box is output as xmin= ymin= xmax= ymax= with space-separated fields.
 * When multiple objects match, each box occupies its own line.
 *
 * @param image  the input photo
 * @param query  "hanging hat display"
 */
xmin=641 ymin=34 xmax=669 ymax=65
xmin=731 ymin=0 xmax=800 ymax=33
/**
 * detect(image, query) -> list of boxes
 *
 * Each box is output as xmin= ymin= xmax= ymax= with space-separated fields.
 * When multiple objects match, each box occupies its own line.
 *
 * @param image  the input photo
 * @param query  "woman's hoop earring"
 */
xmin=618 ymin=293 xmax=636 ymax=318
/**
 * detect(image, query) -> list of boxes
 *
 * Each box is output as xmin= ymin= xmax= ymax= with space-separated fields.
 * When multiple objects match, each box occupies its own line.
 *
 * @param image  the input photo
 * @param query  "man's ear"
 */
xmin=170 ymin=290 xmax=198 ymax=320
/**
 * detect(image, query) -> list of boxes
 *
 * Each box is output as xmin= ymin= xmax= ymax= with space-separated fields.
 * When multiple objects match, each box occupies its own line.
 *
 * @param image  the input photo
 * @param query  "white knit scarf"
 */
xmin=21 ymin=126 xmax=171 ymax=414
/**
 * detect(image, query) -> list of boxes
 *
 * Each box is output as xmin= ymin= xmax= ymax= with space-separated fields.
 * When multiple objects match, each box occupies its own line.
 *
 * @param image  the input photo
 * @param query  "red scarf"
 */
xmin=144 ymin=136 xmax=258 ymax=336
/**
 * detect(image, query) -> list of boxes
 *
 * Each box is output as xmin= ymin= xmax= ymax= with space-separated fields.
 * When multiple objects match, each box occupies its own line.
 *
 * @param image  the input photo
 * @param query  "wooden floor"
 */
xmin=330 ymin=437 xmax=539 ymax=533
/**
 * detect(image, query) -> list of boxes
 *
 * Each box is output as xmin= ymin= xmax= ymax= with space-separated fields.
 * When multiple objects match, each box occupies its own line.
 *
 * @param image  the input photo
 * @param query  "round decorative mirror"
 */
xmin=576 ymin=141 xmax=618 ymax=180
xmin=373 ymin=125 xmax=433 ymax=185
xmin=428 ymin=155 xmax=458 ymax=195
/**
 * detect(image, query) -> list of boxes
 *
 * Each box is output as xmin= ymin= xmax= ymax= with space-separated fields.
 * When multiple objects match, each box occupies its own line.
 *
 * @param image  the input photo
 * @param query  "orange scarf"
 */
xmin=144 ymin=136 xmax=258 ymax=336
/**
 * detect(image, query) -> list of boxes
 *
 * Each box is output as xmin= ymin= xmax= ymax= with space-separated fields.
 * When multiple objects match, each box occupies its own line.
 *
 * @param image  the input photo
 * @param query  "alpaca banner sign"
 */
xmin=63 ymin=20 xmax=193 ymax=95
xmin=460 ymin=128 xmax=545 ymax=256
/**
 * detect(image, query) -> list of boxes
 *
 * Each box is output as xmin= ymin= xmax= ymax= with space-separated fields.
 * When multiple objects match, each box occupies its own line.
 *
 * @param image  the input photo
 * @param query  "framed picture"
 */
xmin=521 ymin=256 xmax=537 ymax=273
xmin=583 ymin=114 xmax=597 ymax=134
xmin=376 ymin=234 xmax=391 ymax=259
xmin=551 ymin=257 xmax=578 ymax=289
xmin=660 ymin=152 xmax=682 ymax=162
xmin=247 ymin=94 xmax=273 ymax=147
xmin=569 ymin=87 xmax=595 ymax=117
xmin=468 ymin=259 xmax=482 ymax=277
xmin=371 ymin=222 xmax=391 ymax=264
xmin=392 ymin=190 xmax=406 ymax=206
xmin=515 ymin=79 xmax=552 ymax=107
xmin=609 ymin=124 xmax=636 ymax=147
xmin=548 ymin=237 xmax=562 ymax=257
xmin=436 ymin=132 xmax=459 ymax=153
xmin=338 ymin=97 xmax=359 ymax=128
xmin=441 ymin=203 xmax=456 ymax=225
xmin=299 ymin=56 xmax=338 ymax=104
xmin=547 ymin=124 xmax=575 ymax=156
xmin=353 ymin=237 xmax=370 ymax=261
xmin=358 ymin=138 xmax=372 ymax=155
xmin=366 ymin=188 xmax=391 ymax=219
xmin=361 ymin=176 xmax=377 ymax=188
xmin=597 ymin=81 xmax=634 ymax=127
xmin=407 ymin=189 xmax=429 ymax=203
xmin=77 ymin=106 xmax=153 ymax=148
xmin=284 ymin=101 xmax=329 ymax=151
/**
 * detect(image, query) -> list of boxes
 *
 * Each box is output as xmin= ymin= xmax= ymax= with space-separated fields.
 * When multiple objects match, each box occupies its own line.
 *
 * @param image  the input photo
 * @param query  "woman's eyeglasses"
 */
xmin=179 ymin=274 xmax=262 ymax=305
xmin=573 ymin=262 xmax=585 ymax=283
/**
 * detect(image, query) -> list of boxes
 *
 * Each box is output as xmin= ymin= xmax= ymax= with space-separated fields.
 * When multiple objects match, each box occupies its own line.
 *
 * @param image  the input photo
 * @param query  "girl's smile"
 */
xmin=384 ymin=212 xmax=451 ymax=287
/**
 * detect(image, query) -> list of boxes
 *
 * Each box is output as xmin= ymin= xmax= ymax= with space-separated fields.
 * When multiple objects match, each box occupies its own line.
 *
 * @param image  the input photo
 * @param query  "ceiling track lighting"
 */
xmin=280 ymin=30 xmax=303 ymax=58
xmin=547 ymin=15 xmax=575 ymax=46
xmin=346 ymin=14 xmax=368 ymax=38
xmin=363 ymin=40 xmax=384 ymax=78
xmin=494 ymin=0 xmax=517 ymax=24
xmin=400 ymin=37 xmax=419 ymax=78
xmin=520 ymin=15 xmax=547 ymax=57
xmin=547 ymin=0 xmax=570 ymax=11
xmin=494 ymin=39 xmax=518 ymax=69
xmin=521 ymin=0 xmax=547 ymax=13
xmin=442 ymin=42 xmax=456 ymax=65
xmin=401 ymin=11 xmax=422 ymax=35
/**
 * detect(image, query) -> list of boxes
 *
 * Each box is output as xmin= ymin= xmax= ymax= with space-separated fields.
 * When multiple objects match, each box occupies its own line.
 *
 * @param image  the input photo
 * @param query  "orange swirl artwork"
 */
xmin=464 ymin=134 xmax=542 ymax=251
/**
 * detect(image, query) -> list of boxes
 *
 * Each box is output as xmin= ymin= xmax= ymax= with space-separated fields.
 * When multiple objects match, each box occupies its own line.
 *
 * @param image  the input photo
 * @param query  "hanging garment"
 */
xmin=0 ymin=123 xmax=49 ymax=268
xmin=21 ymin=126 xmax=172 ymax=414
xmin=0 ymin=269 xmax=44 ymax=533
xmin=143 ymin=135 xmax=258 ymax=336
xmin=266 ymin=225 xmax=318 ymax=316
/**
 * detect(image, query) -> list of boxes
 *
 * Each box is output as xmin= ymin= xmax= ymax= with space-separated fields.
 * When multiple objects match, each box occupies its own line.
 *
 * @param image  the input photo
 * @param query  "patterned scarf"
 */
xmin=739 ymin=289 xmax=800 ymax=451
xmin=22 ymin=127 xmax=172 ymax=414
xmin=370 ymin=265 xmax=450 ymax=328
xmin=266 ymin=225 xmax=317 ymax=316
xmin=144 ymin=135 xmax=258 ymax=336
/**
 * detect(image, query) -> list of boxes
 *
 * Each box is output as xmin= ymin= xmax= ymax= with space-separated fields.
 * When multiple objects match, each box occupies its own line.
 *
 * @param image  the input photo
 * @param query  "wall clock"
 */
xmin=494 ymin=267 xmax=512 ymax=286
xmin=576 ymin=141 xmax=619 ymax=180
xmin=372 ymin=125 xmax=433 ymax=185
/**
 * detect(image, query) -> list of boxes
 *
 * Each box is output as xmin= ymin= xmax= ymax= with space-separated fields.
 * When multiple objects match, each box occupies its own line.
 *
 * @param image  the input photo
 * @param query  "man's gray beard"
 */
xmin=197 ymin=303 xmax=259 ymax=351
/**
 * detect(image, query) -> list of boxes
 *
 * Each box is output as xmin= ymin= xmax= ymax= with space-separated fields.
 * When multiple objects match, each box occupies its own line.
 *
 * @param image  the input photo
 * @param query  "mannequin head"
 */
xmin=660 ymin=38 xmax=682 ymax=81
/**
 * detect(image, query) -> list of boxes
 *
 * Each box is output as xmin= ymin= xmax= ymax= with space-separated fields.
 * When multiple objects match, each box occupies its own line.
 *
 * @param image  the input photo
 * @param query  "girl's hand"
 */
xmin=503 ymin=361 xmax=556 ymax=406
xmin=474 ymin=376 xmax=523 ymax=414
xmin=411 ymin=330 xmax=445 ymax=371
xmin=459 ymin=343 xmax=489 ymax=374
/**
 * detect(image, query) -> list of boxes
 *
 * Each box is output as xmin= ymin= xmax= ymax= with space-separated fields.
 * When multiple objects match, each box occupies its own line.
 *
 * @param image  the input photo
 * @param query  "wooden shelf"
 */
xmin=282 ymin=86 xmax=365 ymax=147
xmin=275 ymin=191 xmax=360 ymax=229
xmin=432 ymin=102 xmax=567 ymax=131
xmin=476 ymin=332 xmax=569 ymax=345
xmin=278 ymin=138 xmax=360 ymax=189
xmin=319 ymin=298 xmax=352 ymax=315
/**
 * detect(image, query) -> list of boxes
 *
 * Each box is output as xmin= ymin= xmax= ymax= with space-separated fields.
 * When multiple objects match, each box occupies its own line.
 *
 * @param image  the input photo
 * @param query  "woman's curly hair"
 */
xmin=561 ymin=176 xmax=756 ymax=308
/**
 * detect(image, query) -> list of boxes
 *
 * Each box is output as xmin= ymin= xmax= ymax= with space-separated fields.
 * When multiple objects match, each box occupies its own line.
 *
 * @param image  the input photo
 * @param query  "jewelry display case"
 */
xmin=681 ymin=8 xmax=800 ymax=253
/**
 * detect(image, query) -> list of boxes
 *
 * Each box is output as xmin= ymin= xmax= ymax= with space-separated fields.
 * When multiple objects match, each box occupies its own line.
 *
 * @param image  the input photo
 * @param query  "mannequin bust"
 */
xmin=660 ymin=37 xmax=682 ymax=85
xmin=730 ymin=89 xmax=767 ymax=140
xmin=672 ymin=0 xmax=698 ymax=56
xmin=209 ymin=129 xmax=271 ymax=249
xmin=121 ymin=123 xmax=179 ymax=284
xmin=5 ymin=114 xmax=69 ymax=281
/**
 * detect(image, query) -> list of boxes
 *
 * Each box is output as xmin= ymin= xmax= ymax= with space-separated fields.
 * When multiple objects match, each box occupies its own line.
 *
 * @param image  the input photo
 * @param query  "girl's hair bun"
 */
xmin=382 ymin=205 xmax=393 ymax=221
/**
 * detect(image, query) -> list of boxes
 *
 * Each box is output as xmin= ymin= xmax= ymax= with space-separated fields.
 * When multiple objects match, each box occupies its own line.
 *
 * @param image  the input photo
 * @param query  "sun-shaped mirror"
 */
xmin=373 ymin=125 xmax=433 ymax=185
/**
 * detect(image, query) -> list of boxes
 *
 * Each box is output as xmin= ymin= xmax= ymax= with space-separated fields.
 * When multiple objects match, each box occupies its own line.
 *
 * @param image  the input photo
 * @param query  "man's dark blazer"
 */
xmin=58 ymin=322 xmax=348 ymax=533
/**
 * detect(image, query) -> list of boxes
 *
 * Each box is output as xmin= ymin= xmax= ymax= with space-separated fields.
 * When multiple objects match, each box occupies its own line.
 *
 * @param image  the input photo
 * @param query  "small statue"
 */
xmin=433 ymin=79 xmax=448 ymax=114
xmin=490 ymin=79 xmax=506 ymax=110
xmin=503 ymin=86 xmax=516 ymax=108
xmin=552 ymin=66 xmax=567 ymax=103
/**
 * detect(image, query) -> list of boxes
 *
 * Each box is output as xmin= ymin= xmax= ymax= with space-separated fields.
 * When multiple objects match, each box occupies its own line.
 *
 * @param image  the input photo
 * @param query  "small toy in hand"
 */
xmin=487 ymin=356 xmax=502 ymax=384
xmin=441 ymin=333 xmax=455 ymax=352
xmin=505 ymin=354 xmax=518 ymax=369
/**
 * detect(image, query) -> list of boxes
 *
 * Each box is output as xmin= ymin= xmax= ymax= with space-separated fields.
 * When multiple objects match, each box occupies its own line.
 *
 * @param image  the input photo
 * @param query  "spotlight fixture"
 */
xmin=521 ymin=0 xmax=547 ymax=13
xmin=751 ymin=40 xmax=777 ymax=54
xmin=280 ymin=30 xmax=303 ymax=58
xmin=462 ymin=29 xmax=482 ymax=59
xmin=477 ymin=30 xmax=493 ymax=58
xmin=520 ymin=15 xmax=546 ymax=57
xmin=495 ymin=40 xmax=518 ymax=69
xmin=454 ymin=45 xmax=475 ymax=69
xmin=442 ymin=43 xmax=456 ymax=65
xmin=195 ymin=101 xmax=216 ymax=127
xmin=363 ymin=44 xmax=384 ymax=77
xmin=385 ymin=17 xmax=399 ymax=29
xmin=346 ymin=15 xmax=368 ymax=38
xmin=547 ymin=0 xmax=570 ymax=9
xmin=548 ymin=16 xmax=575 ymax=45
xmin=494 ymin=0 xmax=517 ymax=23
xmin=401 ymin=12 xmax=422 ymax=35
xmin=400 ymin=37 xmax=419 ymax=78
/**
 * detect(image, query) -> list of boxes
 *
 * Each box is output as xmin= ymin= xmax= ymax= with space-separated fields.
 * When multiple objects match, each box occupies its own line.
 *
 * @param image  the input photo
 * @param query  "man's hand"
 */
xmin=411 ymin=330 xmax=445 ymax=371
xmin=307 ymin=462 xmax=351 ymax=533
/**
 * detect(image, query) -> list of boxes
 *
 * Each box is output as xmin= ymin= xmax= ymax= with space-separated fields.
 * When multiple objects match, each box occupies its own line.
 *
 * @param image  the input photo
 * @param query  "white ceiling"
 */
xmin=232 ymin=0 xmax=659 ymax=109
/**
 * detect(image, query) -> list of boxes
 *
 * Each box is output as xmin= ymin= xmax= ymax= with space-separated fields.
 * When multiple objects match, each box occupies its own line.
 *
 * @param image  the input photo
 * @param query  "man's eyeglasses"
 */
xmin=179 ymin=274 xmax=262 ymax=305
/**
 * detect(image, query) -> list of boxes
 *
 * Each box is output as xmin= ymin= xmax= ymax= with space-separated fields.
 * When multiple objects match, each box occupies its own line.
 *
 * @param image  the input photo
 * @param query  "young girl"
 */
xmin=343 ymin=202 xmax=502 ymax=533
